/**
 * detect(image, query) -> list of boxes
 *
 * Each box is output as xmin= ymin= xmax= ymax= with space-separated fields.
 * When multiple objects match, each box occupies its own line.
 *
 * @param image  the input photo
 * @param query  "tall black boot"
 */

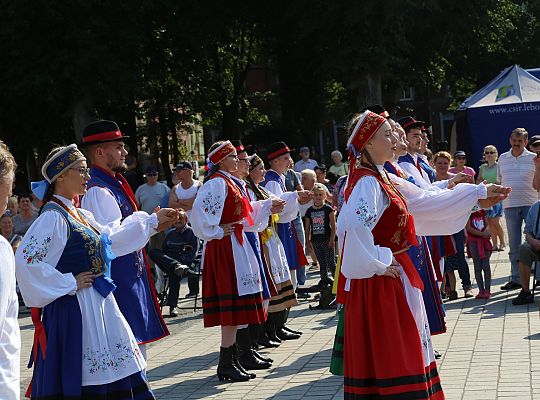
xmin=236 ymin=328 xmax=271 ymax=370
xmin=250 ymin=323 xmax=280 ymax=349
xmin=217 ymin=346 xmax=251 ymax=382
xmin=265 ymin=312 xmax=282 ymax=344
xmin=276 ymin=310 xmax=300 ymax=341
xmin=248 ymin=325 xmax=274 ymax=363
xmin=282 ymin=308 xmax=303 ymax=336
xmin=232 ymin=344 xmax=257 ymax=378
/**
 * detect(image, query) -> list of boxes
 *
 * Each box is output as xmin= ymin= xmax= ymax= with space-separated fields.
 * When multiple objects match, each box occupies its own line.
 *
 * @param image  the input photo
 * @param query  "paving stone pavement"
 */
xmin=17 ymin=249 xmax=540 ymax=399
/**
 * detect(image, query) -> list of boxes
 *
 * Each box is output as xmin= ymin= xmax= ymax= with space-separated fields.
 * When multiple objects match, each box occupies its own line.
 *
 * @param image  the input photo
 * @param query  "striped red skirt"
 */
xmin=344 ymin=276 xmax=444 ymax=399
xmin=202 ymin=235 xmax=266 ymax=327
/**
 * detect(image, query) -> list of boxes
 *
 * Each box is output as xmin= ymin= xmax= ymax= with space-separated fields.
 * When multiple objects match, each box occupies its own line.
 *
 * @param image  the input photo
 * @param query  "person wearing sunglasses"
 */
xmin=477 ymin=145 xmax=505 ymax=252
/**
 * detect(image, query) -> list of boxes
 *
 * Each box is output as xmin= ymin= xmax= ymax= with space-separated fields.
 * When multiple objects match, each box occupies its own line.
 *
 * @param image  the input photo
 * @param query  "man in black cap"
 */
xmin=169 ymin=161 xmax=201 ymax=221
xmin=80 ymin=120 xmax=181 ymax=355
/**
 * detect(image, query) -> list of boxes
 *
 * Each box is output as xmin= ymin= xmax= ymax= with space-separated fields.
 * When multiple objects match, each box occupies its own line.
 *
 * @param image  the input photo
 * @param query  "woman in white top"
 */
xmin=0 ymin=141 xmax=20 ymax=400
xmin=16 ymin=144 xmax=178 ymax=399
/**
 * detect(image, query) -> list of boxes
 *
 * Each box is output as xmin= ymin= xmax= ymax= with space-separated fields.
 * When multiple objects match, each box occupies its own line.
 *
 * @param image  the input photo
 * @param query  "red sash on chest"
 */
xmin=344 ymin=166 xmax=423 ymax=290
xmin=211 ymin=172 xmax=253 ymax=244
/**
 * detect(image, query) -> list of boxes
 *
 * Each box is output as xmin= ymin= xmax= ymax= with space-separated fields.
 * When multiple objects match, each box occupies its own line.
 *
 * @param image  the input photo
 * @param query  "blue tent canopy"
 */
xmin=457 ymin=65 xmax=540 ymax=170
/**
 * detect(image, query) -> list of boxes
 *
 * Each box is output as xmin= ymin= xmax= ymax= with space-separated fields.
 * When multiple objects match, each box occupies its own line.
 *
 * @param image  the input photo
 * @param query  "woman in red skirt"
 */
xmin=338 ymin=111 xmax=510 ymax=399
xmin=191 ymin=141 xmax=266 ymax=382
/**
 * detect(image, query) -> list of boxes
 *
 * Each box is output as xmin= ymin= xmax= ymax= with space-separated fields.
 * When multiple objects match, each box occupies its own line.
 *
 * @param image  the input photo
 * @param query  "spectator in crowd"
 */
xmin=284 ymin=160 xmax=308 ymax=287
xmin=466 ymin=207 xmax=492 ymax=299
xmin=0 ymin=213 xmax=22 ymax=253
xmin=294 ymin=146 xmax=318 ymax=172
xmin=449 ymin=150 xmax=476 ymax=179
xmin=299 ymin=169 xmax=320 ymax=272
xmin=477 ymin=145 xmax=505 ymax=251
xmin=169 ymin=161 xmax=202 ymax=220
xmin=0 ymin=141 xmax=19 ymax=400
xmin=304 ymin=183 xmax=336 ymax=284
xmin=329 ymin=150 xmax=348 ymax=177
xmin=512 ymin=198 xmax=540 ymax=305
xmin=135 ymin=165 xmax=170 ymax=214
xmin=6 ymin=196 xmax=17 ymax=216
xmin=135 ymin=165 xmax=171 ymax=293
xmin=12 ymin=193 xmax=37 ymax=235
xmin=149 ymin=210 xmax=198 ymax=316
xmin=314 ymin=165 xmax=334 ymax=199
xmin=499 ymin=128 xmax=540 ymax=291
xmin=434 ymin=151 xmax=455 ymax=182
xmin=528 ymin=134 xmax=540 ymax=154
xmin=433 ymin=150 xmax=474 ymax=299
xmin=332 ymin=174 xmax=347 ymax=216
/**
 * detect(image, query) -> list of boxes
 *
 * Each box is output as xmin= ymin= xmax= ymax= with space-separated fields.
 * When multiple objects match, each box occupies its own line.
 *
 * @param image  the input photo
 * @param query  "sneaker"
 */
xmin=475 ymin=290 xmax=485 ymax=299
xmin=512 ymin=290 xmax=534 ymax=305
xmin=464 ymin=288 xmax=474 ymax=298
xmin=501 ymin=281 xmax=521 ymax=291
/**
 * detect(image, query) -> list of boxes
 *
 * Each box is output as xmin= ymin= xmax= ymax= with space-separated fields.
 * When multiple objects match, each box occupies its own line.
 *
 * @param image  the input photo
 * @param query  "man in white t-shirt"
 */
xmin=168 ymin=161 xmax=202 ymax=220
xmin=498 ymin=128 xmax=540 ymax=292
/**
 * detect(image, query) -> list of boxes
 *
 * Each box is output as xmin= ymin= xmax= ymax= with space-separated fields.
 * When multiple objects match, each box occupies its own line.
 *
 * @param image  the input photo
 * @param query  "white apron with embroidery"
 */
xmin=15 ymin=195 xmax=160 ymax=385
xmin=191 ymin=171 xmax=262 ymax=296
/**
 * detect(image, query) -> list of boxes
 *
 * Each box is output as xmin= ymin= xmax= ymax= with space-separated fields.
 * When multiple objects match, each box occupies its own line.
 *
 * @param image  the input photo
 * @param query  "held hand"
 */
xmin=327 ymin=238 xmax=334 ymax=248
xmin=271 ymin=198 xmax=286 ymax=214
xmin=75 ymin=271 xmax=94 ymax=290
xmin=450 ymin=172 xmax=473 ymax=185
xmin=220 ymin=223 xmax=235 ymax=237
xmin=483 ymin=227 xmax=492 ymax=237
xmin=155 ymin=208 xmax=180 ymax=232
xmin=383 ymin=265 xmax=401 ymax=278
xmin=485 ymin=183 xmax=512 ymax=197
xmin=297 ymin=190 xmax=313 ymax=204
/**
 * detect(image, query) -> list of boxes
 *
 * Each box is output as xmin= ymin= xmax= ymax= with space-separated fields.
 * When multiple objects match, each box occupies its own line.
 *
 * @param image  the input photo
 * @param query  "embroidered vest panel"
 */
xmin=348 ymin=168 xmax=416 ymax=253
xmin=42 ymin=203 xmax=106 ymax=276
xmin=86 ymin=167 xmax=144 ymax=277
xmin=210 ymin=172 xmax=250 ymax=224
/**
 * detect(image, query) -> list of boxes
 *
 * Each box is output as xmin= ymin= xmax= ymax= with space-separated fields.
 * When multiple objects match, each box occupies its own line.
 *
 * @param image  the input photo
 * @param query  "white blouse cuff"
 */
xmin=374 ymin=247 xmax=393 ymax=275
xmin=66 ymin=273 xmax=78 ymax=296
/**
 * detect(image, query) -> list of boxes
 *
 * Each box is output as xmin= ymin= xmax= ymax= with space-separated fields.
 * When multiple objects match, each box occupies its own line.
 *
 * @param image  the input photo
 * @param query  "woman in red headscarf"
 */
xmin=337 ymin=111 xmax=510 ymax=399
xmin=191 ymin=141 xmax=265 ymax=383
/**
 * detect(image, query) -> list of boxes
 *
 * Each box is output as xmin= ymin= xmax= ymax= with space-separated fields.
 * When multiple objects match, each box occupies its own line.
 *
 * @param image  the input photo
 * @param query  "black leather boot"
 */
xmin=276 ymin=310 xmax=300 ymax=340
xmin=236 ymin=328 xmax=271 ymax=370
xmin=253 ymin=348 xmax=273 ymax=364
xmin=251 ymin=323 xmax=280 ymax=348
xmin=217 ymin=346 xmax=251 ymax=382
xmin=232 ymin=344 xmax=257 ymax=378
xmin=282 ymin=308 xmax=302 ymax=335
xmin=265 ymin=313 xmax=282 ymax=344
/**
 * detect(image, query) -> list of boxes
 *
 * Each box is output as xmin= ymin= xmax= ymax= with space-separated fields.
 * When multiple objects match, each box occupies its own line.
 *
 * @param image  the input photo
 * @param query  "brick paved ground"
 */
xmin=17 ymin=248 xmax=540 ymax=399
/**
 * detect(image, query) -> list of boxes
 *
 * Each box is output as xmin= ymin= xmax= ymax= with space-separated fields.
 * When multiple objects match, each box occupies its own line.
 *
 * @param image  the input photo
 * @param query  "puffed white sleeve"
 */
xmin=78 ymin=208 xmax=157 ymax=257
xmin=0 ymin=238 xmax=15 ymax=335
xmin=338 ymin=176 xmax=392 ymax=279
xmin=15 ymin=211 xmax=77 ymax=308
xmin=191 ymin=178 xmax=227 ymax=241
xmin=245 ymin=189 xmax=272 ymax=232
xmin=81 ymin=186 xmax=158 ymax=236
xmin=390 ymin=175 xmax=488 ymax=236
xmin=263 ymin=181 xmax=299 ymax=222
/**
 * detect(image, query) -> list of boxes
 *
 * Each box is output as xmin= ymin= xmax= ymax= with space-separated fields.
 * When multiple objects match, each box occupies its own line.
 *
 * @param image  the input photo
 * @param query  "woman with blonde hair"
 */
xmin=477 ymin=144 xmax=505 ymax=251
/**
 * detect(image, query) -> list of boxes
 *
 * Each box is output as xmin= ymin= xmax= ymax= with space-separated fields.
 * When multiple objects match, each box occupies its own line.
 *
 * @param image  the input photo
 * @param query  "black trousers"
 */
xmin=311 ymin=238 xmax=336 ymax=282
xmin=148 ymin=249 xmax=199 ymax=307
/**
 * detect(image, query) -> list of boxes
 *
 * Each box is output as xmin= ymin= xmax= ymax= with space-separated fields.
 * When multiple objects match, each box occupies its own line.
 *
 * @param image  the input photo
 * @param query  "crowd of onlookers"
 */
xmin=9 ymin=128 xmax=540 ymax=318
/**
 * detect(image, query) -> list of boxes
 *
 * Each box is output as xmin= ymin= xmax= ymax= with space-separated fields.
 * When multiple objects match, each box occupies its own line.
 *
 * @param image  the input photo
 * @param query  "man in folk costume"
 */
xmin=191 ymin=141 xmax=266 ymax=382
xmin=228 ymin=140 xmax=282 ymax=371
xmin=262 ymin=142 xmax=311 ymax=337
xmin=80 ymin=121 xmax=180 ymax=355
xmin=334 ymin=110 xmax=510 ymax=398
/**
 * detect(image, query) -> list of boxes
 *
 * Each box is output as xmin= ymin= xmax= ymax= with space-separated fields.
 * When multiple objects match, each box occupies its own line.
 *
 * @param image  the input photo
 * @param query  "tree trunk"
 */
xmin=356 ymin=72 xmax=382 ymax=110
xmin=168 ymin=105 xmax=179 ymax=165
xmin=72 ymin=95 xmax=95 ymax=143
xmin=158 ymin=107 xmax=173 ymax=186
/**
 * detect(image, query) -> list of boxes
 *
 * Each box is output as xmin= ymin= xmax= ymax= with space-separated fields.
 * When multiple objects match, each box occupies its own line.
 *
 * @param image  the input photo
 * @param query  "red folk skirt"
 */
xmin=201 ymin=235 xmax=266 ymax=327
xmin=344 ymin=275 xmax=444 ymax=400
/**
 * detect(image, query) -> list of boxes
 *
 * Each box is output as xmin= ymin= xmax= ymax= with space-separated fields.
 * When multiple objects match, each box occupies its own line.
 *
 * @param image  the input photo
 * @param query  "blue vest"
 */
xmin=262 ymin=170 xmax=286 ymax=191
xmin=86 ymin=167 xmax=168 ymax=343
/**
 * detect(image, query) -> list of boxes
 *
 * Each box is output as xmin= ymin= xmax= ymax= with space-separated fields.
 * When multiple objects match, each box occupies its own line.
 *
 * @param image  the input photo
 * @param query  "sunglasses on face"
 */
xmin=531 ymin=143 xmax=540 ymax=147
xmin=484 ymin=151 xmax=496 ymax=155
xmin=455 ymin=156 xmax=466 ymax=160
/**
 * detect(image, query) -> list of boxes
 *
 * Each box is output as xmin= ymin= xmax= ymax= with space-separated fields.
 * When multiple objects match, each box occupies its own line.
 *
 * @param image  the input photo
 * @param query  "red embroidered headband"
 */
xmin=207 ymin=141 xmax=236 ymax=165
xmin=347 ymin=111 xmax=387 ymax=152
